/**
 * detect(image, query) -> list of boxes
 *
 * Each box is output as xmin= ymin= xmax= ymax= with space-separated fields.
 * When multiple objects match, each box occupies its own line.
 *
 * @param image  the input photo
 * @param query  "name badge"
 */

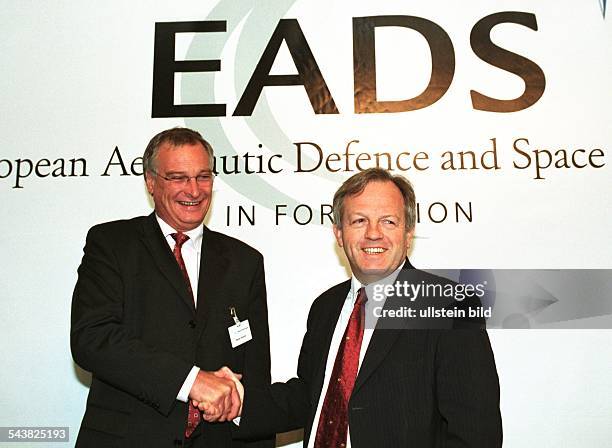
xmin=228 ymin=307 xmax=253 ymax=348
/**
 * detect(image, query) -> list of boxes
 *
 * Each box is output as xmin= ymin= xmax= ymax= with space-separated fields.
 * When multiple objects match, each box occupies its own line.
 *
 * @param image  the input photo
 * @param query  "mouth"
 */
xmin=178 ymin=200 xmax=201 ymax=207
xmin=362 ymin=247 xmax=386 ymax=255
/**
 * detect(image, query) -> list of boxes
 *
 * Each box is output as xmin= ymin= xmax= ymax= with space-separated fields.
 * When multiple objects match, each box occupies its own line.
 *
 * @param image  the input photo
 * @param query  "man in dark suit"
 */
xmin=231 ymin=168 xmax=502 ymax=447
xmin=71 ymin=127 xmax=273 ymax=448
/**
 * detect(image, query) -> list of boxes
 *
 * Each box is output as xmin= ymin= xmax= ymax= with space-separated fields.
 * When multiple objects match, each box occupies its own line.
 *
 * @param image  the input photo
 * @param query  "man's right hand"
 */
xmin=188 ymin=369 xmax=241 ymax=422
xmin=212 ymin=367 xmax=243 ymax=418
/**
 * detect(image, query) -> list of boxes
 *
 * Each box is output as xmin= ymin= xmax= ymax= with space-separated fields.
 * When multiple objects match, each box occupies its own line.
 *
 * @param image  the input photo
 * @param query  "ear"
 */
xmin=406 ymin=228 xmax=415 ymax=249
xmin=145 ymin=173 xmax=155 ymax=196
xmin=333 ymin=224 xmax=344 ymax=248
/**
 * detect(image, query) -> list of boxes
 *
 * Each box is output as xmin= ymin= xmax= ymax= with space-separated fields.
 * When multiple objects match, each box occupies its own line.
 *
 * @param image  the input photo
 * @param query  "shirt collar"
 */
xmin=155 ymin=214 xmax=203 ymax=250
xmin=350 ymin=277 xmax=364 ymax=304
xmin=350 ymin=263 xmax=405 ymax=305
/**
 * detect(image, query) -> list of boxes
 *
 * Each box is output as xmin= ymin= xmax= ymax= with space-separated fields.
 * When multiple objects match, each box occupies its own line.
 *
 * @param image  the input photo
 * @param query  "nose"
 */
xmin=365 ymin=221 xmax=383 ymax=240
xmin=184 ymin=177 xmax=200 ymax=197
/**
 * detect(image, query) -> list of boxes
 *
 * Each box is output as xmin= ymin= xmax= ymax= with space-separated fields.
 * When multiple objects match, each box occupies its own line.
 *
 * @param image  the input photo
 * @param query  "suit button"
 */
xmin=189 ymin=320 xmax=196 ymax=329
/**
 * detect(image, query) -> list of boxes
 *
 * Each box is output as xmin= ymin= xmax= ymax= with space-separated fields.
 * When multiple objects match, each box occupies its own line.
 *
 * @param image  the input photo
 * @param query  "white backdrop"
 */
xmin=1 ymin=1 xmax=611 ymax=447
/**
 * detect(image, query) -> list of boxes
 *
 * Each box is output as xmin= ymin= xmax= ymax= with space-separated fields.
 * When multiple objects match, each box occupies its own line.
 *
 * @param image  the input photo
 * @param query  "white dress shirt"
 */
xmin=307 ymin=266 xmax=402 ymax=448
xmin=155 ymin=215 xmax=203 ymax=403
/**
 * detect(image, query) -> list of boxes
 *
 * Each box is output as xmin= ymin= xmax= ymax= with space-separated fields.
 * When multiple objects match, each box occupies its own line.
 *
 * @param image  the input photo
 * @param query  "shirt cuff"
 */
xmin=176 ymin=366 xmax=200 ymax=402
xmin=233 ymin=416 xmax=241 ymax=426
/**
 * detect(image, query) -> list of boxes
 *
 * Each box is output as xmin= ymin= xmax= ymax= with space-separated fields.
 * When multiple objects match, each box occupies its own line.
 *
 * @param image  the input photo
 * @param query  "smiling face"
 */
xmin=145 ymin=142 xmax=213 ymax=232
xmin=333 ymin=180 xmax=414 ymax=285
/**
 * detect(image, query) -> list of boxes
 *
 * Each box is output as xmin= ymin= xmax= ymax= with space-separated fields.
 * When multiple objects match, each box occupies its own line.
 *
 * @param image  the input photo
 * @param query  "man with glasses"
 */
xmin=71 ymin=127 xmax=273 ymax=448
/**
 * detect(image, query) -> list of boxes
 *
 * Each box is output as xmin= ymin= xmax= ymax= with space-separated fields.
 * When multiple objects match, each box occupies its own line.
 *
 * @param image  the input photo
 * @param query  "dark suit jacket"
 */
xmin=71 ymin=213 xmax=274 ymax=448
xmin=238 ymin=261 xmax=502 ymax=447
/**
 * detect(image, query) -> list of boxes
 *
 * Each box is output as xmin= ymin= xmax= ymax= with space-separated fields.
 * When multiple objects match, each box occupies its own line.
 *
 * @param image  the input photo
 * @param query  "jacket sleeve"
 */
xmin=235 ymin=294 xmax=320 ymax=440
xmin=435 ymin=329 xmax=503 ymax=447
xmin=70 ymin=225 xmax=192 ymax=416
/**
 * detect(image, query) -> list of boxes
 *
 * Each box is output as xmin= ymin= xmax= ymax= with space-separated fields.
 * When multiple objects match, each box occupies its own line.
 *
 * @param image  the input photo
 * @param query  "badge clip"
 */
xmin=229 ymin=306 xmax=241 ymax=325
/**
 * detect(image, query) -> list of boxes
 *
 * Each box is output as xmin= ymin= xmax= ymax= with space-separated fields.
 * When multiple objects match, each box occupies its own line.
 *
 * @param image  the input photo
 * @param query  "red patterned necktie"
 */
xmin=171 ymin=232 xmax=200 ymax=438
xmin=314 ymin=287 xmax=367 ymax=448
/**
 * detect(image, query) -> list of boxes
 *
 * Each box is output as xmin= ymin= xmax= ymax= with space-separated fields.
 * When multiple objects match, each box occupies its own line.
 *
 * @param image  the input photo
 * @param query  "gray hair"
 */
xmin=143 ymin=127 xmax=214 ymax=178
xmin=333 ymin=168 xmax=416 ymax=230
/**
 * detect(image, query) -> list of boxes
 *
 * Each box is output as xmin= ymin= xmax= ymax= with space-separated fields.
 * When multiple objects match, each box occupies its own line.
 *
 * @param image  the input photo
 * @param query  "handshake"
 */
xmin=188 ymin=367 xmax=244 ymax=422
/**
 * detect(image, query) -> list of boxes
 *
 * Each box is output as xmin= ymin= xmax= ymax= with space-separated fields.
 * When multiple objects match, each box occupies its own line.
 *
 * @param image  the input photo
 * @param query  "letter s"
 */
xmin=470 ymin=12 xmax=546 ymax=112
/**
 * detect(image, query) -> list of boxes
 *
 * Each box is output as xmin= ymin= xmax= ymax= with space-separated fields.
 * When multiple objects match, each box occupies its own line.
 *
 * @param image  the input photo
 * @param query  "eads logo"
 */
xmin=152 ymin=12 xmax=547 ymax=117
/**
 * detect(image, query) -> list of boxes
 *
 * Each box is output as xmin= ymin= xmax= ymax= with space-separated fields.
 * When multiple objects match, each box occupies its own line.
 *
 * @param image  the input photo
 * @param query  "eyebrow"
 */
xmin=348 ymin=213 xmax=400 ymax=220
xmin=163 ymin=169 xmax=211 ymax=175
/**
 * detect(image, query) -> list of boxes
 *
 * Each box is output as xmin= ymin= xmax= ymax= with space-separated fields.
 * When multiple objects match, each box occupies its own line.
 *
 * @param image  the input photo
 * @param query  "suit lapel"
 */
xmin=140 ymin=213 xmax=195 ymax=314
xmin=195 ymin=226 xmax=230 ymax=337
xmin=353 ymin=259 xmax=415 ymax=393
xmin=353 ymin=328 xmax=402 ymax=393
xmin=309 ymin=281 xmax=351 ymax=416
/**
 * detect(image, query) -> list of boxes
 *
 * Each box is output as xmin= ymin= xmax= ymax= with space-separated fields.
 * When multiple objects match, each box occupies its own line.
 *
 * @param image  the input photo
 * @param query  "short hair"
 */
xmin=333 ymin=168 xmax=416 ymax=230
xmin=143 ymin=127 xmax=214 ymax=178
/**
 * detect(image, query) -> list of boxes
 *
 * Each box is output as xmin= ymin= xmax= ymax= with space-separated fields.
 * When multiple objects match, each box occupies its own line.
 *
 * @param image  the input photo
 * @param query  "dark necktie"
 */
xmin=314 ymin=287 xmax=367 ymax=448
xmin=171 ymin=232 xmax=201 ymax=438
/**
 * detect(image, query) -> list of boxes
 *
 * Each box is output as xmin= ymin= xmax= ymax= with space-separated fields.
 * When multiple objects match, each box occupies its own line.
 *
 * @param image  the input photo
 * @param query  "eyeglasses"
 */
xmin=150 ymin=169 xmax=215 ymax=185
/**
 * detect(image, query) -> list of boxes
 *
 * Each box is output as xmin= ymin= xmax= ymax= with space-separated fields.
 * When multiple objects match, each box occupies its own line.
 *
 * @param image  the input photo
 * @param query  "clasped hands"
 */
xmin=188 ymin=367 xmax=244 ymax=422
